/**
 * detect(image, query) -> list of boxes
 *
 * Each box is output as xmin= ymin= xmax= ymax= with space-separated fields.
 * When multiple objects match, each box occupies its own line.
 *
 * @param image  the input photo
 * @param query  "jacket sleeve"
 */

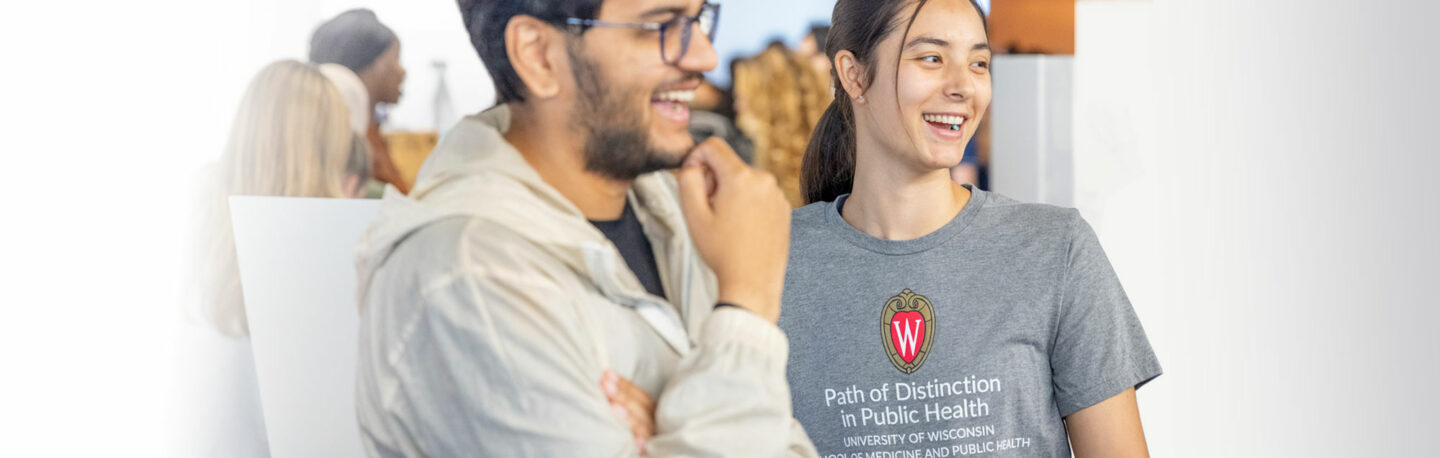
xmin=363 ymin=254 xmax=815 ymax=456
xmin=363 ymin=267 xmax=636 ymax=457
xmin=647 ymin=307 xmax=819 ymax=457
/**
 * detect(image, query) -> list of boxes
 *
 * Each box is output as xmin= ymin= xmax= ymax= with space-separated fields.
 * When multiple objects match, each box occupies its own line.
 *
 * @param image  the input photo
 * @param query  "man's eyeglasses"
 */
xmin=564 ymin=3 xmax=720 ymax=65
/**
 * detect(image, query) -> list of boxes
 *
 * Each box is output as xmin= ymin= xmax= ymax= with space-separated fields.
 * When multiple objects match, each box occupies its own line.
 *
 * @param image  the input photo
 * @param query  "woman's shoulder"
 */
xmin=789 ymin=200 xmax=834 ymax=236
xmin=791 ymin=199 xmax=830 ymax=222
xmin=974 ymin=190 xmax=1084 ymax=231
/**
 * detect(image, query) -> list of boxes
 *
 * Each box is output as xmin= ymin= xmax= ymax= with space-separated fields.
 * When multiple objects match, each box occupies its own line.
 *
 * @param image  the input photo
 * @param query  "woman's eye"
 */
xmin=972 ymin=60 xmax=990 ymax=70
xmin=920 ymin=56 xmax=942 ymax=64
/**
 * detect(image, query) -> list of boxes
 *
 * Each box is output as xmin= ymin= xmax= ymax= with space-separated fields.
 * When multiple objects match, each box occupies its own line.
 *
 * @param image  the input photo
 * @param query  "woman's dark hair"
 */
xmin=800 ymin=0 xmax=988 ymax=204
xmin=456 ymin=0 xmax=604 ymax=104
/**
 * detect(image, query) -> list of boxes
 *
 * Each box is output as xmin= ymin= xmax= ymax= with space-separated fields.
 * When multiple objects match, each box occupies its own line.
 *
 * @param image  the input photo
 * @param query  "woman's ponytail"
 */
xmin=800 ymin=94 xmax=857 ymax=204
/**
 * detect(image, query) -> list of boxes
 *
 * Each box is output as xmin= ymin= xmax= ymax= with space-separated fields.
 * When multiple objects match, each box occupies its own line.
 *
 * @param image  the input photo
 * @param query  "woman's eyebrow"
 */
xmin=904 ymin=37 xmax=991 ymax=53
xmin=904 ymin=37 xmax=950 ymax=50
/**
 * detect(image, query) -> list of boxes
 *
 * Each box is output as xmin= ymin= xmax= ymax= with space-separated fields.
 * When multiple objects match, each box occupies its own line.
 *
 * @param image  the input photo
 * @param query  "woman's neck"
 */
xmin=842 ymin=145 xmax=970 ymax=241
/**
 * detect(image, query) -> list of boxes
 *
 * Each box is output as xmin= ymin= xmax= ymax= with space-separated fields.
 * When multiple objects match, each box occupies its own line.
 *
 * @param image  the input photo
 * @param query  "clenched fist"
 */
xmin=674 ymin=137 xmax=791 ymax=323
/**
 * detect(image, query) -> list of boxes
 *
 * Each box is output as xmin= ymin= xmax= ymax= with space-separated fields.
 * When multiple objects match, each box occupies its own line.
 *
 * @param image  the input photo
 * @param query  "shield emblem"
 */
xmin=880 ymin=289 xmax=936 ymax=374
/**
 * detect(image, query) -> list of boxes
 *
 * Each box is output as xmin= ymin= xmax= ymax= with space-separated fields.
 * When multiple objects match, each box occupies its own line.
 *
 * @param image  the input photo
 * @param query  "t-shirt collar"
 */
xmin=824 ymin=184 xmax=988 ymax=255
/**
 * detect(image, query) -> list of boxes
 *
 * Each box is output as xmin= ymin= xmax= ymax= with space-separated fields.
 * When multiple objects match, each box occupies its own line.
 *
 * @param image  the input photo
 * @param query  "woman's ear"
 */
xmin=504 ymin=15 xmax=566 ymax=99
xmin=834 ymin=50 xmax=867 ymax=103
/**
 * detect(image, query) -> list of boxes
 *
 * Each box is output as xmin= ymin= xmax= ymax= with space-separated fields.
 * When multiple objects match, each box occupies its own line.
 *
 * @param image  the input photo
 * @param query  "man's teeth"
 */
xmin=654 ymin=90 xmax=696 ymax=103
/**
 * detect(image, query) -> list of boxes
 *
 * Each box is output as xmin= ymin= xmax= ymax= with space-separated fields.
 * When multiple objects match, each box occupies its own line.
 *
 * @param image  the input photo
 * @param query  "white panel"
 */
xmin=230 ymin=197 xmax=381 ymax=458
xmin=1076 ymin=0 xmax=1440 ymax=456
xmin=989 ymin=55 xmax=1073 ymax=206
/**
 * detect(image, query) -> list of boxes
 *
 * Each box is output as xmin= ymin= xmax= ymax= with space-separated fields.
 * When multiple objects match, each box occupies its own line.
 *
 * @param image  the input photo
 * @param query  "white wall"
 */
xmin=1074 ymin=1 xmax=1440 ymax=455
xmin=989 ymin=55 xmax=1074 ymax=206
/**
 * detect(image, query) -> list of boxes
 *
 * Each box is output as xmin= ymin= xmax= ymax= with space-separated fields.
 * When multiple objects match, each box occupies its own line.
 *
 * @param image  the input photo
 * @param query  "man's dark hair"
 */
xmin=309 ymin=9 xmax=396 ymax=74
xmin=457 ymin=0 xmax=605 ymax=104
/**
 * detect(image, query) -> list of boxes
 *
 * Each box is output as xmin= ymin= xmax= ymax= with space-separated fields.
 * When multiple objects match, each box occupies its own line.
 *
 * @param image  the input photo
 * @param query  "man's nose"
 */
xmin=676 ymin=23 xmax=719 ymax=72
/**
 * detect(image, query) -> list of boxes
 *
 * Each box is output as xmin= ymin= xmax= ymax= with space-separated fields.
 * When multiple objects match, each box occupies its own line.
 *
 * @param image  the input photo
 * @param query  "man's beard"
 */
xmin=568 ymin=43 xmax=692 ymax=181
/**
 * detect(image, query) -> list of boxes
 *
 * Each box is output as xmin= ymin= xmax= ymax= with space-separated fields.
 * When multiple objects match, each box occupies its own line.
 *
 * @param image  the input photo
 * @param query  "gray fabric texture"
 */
xmin=780 ymin=186 xmax=1160 ymax=458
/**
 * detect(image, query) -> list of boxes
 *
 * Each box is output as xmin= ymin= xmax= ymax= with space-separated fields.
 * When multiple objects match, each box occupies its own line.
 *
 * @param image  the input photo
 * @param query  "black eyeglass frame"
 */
xmin=562 ymin=2 xmax=720 ymax=65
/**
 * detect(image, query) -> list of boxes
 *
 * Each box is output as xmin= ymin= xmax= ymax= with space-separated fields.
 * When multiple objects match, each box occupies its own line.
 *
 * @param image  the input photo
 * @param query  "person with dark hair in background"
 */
xmin=950 ymin=133 xmax=985 ymax=188
xmin=797 ymin=23 xmax=832 ymax=75
xmin=352 ymin=0 xmax=817 ymax=456
xmin=686 ymin=78 xmax=754 ymax=164
xmin=783 ymin=0 xmax=1160 ymax=456
xmin=310 ymin=8 xmax=410 ymax=195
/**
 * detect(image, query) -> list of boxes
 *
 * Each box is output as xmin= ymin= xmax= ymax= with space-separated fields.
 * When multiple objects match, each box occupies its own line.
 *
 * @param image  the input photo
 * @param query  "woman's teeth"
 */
xmin=923 ymin=114 xmax=965 ymax=124
xmin=923 ymin=114 xmax=966 ymax=131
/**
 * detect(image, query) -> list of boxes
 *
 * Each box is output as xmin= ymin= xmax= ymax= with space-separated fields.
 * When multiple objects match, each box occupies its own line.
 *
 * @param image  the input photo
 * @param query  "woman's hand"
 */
xmin=601 ymin=370 xmax=656 ymax=454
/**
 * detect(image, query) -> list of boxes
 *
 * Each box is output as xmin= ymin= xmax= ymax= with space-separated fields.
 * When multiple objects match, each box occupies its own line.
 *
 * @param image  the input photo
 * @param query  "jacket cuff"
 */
xmin=700 ymin=307 xmax=789 ymax=368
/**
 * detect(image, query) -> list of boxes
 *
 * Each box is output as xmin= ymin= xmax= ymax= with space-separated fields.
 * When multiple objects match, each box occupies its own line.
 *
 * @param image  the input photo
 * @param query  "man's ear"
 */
xmin=505 ymin=15 xmax=567 ymax=100
xmin=834 ymin=50 xmax=867 ymax=102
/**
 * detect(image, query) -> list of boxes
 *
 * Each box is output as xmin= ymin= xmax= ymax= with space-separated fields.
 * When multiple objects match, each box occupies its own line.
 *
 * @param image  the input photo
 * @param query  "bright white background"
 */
xmin=1074 ymin=0 xmax=1440 ymax=456
xmin=1 ymin=0 xmax=1434 ymax=456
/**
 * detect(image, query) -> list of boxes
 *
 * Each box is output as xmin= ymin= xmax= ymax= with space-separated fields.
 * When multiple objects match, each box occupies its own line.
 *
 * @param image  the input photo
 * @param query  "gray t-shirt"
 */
xmin=780 ymin=187 xmax=1161 ymax=458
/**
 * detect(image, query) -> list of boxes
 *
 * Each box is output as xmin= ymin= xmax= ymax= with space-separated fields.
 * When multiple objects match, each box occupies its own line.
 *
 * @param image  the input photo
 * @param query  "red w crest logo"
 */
xmin=880 ymin=289 xmax=936 ymax=374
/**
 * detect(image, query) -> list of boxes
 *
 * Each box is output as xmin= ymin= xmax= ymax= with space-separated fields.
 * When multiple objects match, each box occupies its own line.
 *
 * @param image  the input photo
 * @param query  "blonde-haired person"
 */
xmin=733 ymin=42 xmax=832 ymax=208
xmin=196 ymin=59 xmax=370 ymax=336
xmin=177 ymin=59 xmax=370 ymax=457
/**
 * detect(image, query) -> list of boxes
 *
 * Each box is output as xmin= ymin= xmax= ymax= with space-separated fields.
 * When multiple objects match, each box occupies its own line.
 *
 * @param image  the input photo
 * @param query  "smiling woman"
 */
xmin=780 ymin=1 xmax=1161 ymax=457
xmin=800 ymin=0 xmax=991 ymax=205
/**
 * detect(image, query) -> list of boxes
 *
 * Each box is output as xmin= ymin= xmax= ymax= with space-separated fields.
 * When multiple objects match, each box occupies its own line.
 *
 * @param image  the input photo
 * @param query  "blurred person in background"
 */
xmin=353 ymin=0 xmax=815 ymax=455
xmin=733 ymin=42 xmax=831 ymax=207
xmin=319 ymin=62 xmax=377 ymax=165
xmin=310 ymin=8 xmax=410 ymax=196
xmin=785 ymin=0 xmax=1159 ymax=456
xmin=177 ymin=59 xmax=372 ymax=457
xmin=686 ymin=78 xmax=754 ymax=164
xmin=796 ymin=23 xmax=832 ymax=76
xmin=950 ymin=134 xmax=983 ymax=187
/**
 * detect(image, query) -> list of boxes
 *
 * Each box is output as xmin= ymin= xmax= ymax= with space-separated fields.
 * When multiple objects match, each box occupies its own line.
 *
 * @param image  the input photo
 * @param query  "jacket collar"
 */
xmin=357 ymin=105 xmax=698 ymax=355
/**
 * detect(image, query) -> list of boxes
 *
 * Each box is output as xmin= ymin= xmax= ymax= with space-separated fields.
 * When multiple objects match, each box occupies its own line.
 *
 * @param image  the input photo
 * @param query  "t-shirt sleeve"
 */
xmin=1049 ymin=211 xmax=1162 ymax=417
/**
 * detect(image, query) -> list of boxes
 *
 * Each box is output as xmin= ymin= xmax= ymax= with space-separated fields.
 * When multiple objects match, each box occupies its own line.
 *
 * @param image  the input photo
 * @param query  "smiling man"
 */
xmin=352 ymin=0 xmax=816 ymax=456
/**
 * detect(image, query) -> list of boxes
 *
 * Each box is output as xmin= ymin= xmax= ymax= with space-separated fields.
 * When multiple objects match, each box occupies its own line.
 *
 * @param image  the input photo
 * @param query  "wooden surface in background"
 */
xmin=382 ymin=131 xmax=438 ymax=191
xmin=989 ymin=0 xmax=1075 ymax=55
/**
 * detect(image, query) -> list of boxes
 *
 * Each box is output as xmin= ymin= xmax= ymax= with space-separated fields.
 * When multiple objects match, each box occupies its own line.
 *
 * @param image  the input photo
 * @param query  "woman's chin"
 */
xmin=914 ymin=146 xmax=966 ymax=168
xmin=918 ymin=153 xmax=966 ymax=171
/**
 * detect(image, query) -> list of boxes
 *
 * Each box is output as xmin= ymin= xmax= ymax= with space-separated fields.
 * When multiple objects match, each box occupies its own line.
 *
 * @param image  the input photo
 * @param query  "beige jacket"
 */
xmin=354 ymin=106 xmax=816 ymax=457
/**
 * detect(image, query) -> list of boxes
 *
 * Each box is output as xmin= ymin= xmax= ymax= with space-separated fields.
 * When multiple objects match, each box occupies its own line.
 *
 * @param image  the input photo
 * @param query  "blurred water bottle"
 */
xmin=432 ymin=60 xmax=457 ymax=136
